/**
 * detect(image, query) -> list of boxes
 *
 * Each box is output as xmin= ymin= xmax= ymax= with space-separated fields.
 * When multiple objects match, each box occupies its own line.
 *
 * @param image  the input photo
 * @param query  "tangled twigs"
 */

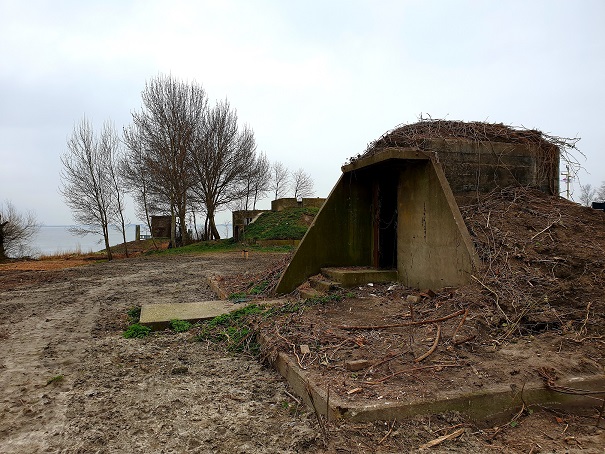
xmin=338 ymin=309 xmax=466 ymax=330
xmin=531 ymin=212 xmax=562 ymax=241
xmin=275 ymin=327 xmax=305 ymax=369
xmin=415 ymin=324 xmax=441 ymax=363
xmin=470 ymin=275 xmax=509 ymax=323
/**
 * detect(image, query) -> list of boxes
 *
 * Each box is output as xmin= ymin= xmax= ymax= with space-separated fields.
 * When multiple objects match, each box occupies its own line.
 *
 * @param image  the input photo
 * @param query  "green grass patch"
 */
xmin=196 ymin=304 xmax=264 ymax=354
xmin=170 ymin=319 xmax=192 ymax=333
xmin=124 ymin=323 xmax=151 ymax=339
xmin=195 ymin=293 xmax=343 ymax=355
xmin=240 ymin=207 xmax=319 ymax=241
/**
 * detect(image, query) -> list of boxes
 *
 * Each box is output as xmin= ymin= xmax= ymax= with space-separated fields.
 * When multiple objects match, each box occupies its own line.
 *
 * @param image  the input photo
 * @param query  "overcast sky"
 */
xmin=1 ymin=0 xmax=604 ymax=226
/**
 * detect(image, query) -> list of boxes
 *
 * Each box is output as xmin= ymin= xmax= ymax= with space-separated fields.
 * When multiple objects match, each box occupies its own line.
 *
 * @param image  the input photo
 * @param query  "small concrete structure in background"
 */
xmin=275 ymin=120 xmax=561 ymax=294
xmin=232 ymin=209 xmax=268 ymax=242
xmin=270 ymin=197 xmax=326 ymax=212
xmin=150 ymin=215 xmax=171 ymax=238
xmin=232 ymin=197 xmax=326 ymax=242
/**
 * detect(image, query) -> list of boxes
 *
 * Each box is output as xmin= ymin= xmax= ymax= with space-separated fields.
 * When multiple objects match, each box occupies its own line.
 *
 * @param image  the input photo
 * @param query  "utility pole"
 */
xmin=561 ymin=165 xmax=572 ymax=199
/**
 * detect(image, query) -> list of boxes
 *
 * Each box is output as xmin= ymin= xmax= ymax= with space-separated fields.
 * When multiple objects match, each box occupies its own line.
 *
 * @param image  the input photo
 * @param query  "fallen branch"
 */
xmin=378 ymin=420 xmax=396 ymax=445
xmin=419 ymin=427 xmax=465 ymax=450
xmin=471 ymin=275 xmax=509 ymax=322
xmin=370 ymin=350 xmax=408 ymax=369
xmin=305 ymin=383 xmax=328 ymax=447
xmin=531 ymin=212 xmax=561 ymax=241
xmin=451 ymin=309 xmax=468 ymax=342
xmin=414 ymin=324 xmax=441 ymax=362
xmin=284 ymin=390 xmax=301 ymax=405
xmin=339 ymin=309 xmax=465 ymax=330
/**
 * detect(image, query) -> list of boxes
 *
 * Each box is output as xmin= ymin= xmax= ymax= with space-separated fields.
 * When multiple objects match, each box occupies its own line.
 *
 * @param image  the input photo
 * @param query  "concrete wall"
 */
xmin=232 ymin=210 xmax=269 ymax=241
xmin=274 ymin=174 xmax=372 ymax=294
xmin=271 ymin=197 xmax=326 ymax=212
xmin=151 ymin=216 xmax=171 ymax=238
xmin=424 ymin=139 xmax=559 ymax=195
xmin=398 ymin=160 xmax=478 ymax=289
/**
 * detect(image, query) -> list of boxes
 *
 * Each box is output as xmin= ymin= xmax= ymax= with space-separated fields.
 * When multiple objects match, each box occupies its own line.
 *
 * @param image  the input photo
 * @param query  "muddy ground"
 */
xmin=0 ymin=252 xmax=602 ymax=453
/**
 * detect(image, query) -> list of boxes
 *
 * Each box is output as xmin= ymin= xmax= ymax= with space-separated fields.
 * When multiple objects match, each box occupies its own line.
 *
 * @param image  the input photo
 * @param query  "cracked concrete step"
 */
xmin=298 ymin=287 xmax=325 ymax=300
xmin=308 ymin=275 xmax=340 ymax=292
xmin=320 ymin=267 xmax=398 ymax=287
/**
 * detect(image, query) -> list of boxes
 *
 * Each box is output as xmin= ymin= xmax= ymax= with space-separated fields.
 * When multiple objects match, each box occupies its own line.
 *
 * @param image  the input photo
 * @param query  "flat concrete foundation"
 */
xmin=260 ymin=332 xmax=605 ymax=425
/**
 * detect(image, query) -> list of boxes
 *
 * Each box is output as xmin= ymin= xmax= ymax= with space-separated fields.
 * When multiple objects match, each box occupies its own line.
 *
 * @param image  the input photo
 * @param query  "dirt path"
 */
xmin=0 ymin=253 xmax=319 ymax=453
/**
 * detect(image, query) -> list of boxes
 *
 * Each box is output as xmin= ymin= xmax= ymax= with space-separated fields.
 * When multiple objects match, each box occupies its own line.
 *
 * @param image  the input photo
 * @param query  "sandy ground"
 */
xmin=0 ymin=253 xmax=323 ymax=453
xmin=1 ymin=251 xmax=604 ymax=453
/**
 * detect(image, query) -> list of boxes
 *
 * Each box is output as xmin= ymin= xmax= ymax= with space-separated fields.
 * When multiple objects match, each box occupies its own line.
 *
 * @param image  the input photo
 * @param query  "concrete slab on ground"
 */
xmin=140 ymin=301 xmax=237 ymax=330
xmin=140 ymin=299 xmax=288 ymax=330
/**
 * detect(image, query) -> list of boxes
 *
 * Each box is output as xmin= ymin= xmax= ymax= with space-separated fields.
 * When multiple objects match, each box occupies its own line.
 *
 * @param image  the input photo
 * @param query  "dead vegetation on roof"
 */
xmin=349 ymin=117 xmax=582 ymax=177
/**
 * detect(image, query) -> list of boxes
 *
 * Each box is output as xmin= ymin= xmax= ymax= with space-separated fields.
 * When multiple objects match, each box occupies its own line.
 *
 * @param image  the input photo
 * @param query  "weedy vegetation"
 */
xmin=123 ymin=323 xmax=151 ymax=339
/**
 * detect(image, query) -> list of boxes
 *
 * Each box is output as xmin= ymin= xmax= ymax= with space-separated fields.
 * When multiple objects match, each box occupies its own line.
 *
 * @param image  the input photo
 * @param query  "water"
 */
xmin=31 ymin=225 xmax=142 ymax=256
xmin=30 ymin=223 xmax=233 ymax=257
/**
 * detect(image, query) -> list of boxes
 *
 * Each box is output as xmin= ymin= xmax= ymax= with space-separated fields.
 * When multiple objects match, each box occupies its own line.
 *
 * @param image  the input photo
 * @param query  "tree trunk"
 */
xmin=0 ymin=221 xmax=7 ymax=261
xmin=206 ymin=205 xmax=221 ymax=240
xmin=102 ymin=221 xmax=113 ymax=261
xmin=170 ymin=205 xmax=176 ymax=248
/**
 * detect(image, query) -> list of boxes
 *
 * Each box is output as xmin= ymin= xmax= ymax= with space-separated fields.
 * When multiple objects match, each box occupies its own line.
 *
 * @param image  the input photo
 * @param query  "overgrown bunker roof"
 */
xmin=350 ymin=118 xmax=579 ymax=164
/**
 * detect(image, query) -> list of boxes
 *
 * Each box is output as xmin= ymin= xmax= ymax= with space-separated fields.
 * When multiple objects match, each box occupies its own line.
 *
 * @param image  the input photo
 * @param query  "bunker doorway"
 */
xmin=372 ymin=172 xmax=398 ymax=269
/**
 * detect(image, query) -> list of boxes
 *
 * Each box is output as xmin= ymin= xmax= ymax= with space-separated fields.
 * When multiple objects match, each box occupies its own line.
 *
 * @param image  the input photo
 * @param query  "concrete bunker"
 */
xmin=275 ymin=120 xmax=560 ymax=294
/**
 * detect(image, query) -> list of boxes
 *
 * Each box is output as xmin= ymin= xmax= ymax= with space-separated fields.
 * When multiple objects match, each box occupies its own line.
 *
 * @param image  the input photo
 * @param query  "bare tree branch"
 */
xmin=0 ymin=201 xmax=39 ymax=260
xmin=60 ymin=116 xmax=118 ymax=259
xmin=270 ymin=161 xmax=290 ymax=200
xmin=291 ymin=168 xmax=315 ymax=198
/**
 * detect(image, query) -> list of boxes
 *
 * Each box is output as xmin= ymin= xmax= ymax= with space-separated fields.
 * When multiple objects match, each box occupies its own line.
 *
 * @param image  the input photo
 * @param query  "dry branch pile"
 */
xmin=347 ymin=117 xmax=582 ymax=182
xmin=254 ymin=186 xmax=605 ymax=401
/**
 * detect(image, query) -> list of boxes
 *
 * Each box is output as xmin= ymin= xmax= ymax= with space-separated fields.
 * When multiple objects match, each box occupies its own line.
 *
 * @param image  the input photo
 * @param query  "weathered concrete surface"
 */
xmin=321 ymin=268 xmax=398 ymax=287
xmin=140 ymin=301 xmax=238 ymax=330
xmin=275 ymin=173 xmax=374 ymax=294
xmin=424 ymin=138 xmax=559 ymax=195
xmin=398 ymin=159 xmax=479 ymax=289
xmin=140 ymin=299 xmax=289 ymax=330
xmin=260 ymin=333 xmax=605 ymax=425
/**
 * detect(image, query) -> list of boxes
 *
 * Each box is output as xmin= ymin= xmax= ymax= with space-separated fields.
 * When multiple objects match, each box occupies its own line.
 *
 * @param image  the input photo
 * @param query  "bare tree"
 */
xmin=291 ymin=168 xmax=315 ymax=198
xmin=251 ymin=152 xmax=270 ymax=209
xmin=102 ymin=122 xmax=129 ymax=256
xmin=121 ymin=125 xmax=164 ymax=249
xmin=597 ymin=181 xmax=605 ymax=202
xmin=237 ymin=151 xmax=271 ymax=211
xmin=270 ymin=161 xmax=289 ymax=200
xmin=127 ymin=74 xmax=207 ymax=246
xmin=0 ymin=201 xmax=39 ymax=260
xmin=60 ymin=117 xmax=117 ymax=260
xmin=190 ymin=100 xmax=256 ymax=240
xmin=579 ymin=183 xmax=597 ymax=207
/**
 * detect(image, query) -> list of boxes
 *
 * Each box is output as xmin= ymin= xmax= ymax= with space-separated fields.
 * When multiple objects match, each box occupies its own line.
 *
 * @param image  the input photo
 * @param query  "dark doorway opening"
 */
xmin=373 ymin=170 xmax=398 ymax=269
